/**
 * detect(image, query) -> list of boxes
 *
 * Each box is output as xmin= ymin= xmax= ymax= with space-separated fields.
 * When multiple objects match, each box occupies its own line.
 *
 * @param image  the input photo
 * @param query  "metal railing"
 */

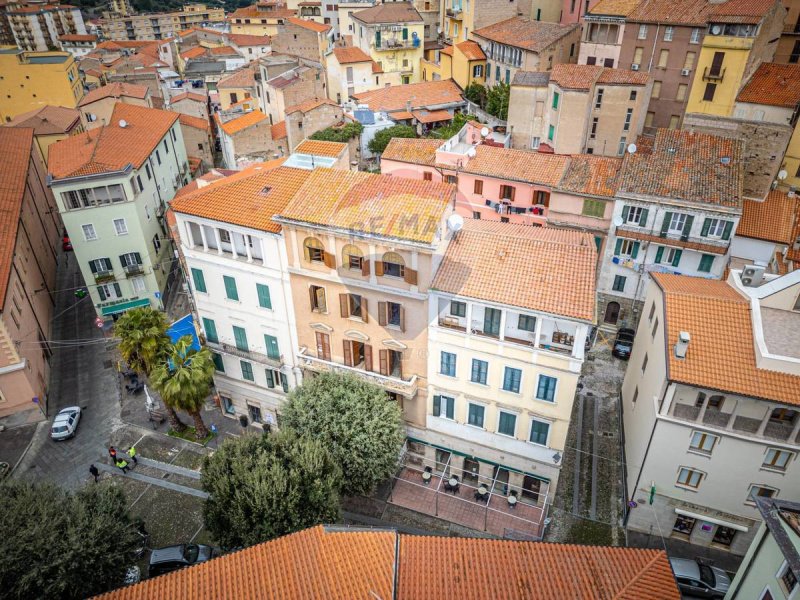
xmin=208 ymin=341 xmax=282 ymax=368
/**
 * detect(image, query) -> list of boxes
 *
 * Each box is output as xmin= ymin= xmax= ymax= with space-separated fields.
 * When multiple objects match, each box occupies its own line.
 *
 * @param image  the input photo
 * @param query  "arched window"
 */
xmin=342 ymin=244 xmax=363 ymax=270
xmin=382 ymin=251 xmax=405 ymax=278
xmin=303 ymin=237 xmax=325 ymax=263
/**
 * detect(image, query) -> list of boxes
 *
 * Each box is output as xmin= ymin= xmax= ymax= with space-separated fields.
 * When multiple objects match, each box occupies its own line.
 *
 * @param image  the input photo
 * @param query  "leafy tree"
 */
xmin=0 ymin=481 xmax=141 ymax=599
xmin=309 ymin=121 xmax=363 ymax=143
xmin=486 ymin=82 xmax=511 ymax=120
xmin=281 ymin=372 xmax=404 ymax=496
xmin=115 ymin=307 xmax=170 ymax=376
xmin=464 ymin=82 xmax=487 ymax=108
xmin=202 ymin=429 xmax=342 ymax=549
xmin=426 ymin=112 xmax=477 ymax=140
xmin=150 ymin=335 xmax=215 ymax=438
xmin=367 ymin=124 xmax=417 ymax=155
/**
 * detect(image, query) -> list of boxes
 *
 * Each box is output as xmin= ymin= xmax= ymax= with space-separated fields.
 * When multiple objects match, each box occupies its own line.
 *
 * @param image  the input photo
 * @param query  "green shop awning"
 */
xmin=100 ymin=298 xmax=152 ymax=316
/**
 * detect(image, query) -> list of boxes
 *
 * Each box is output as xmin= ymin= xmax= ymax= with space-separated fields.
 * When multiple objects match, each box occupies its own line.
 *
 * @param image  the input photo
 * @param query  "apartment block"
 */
xmin=598 ymin=129 xmax=743 ymax=327
xmin=579 ymin=0 xmax=640 ymax=69
xmin=58 ymin=34 xmax=98 ymax=58
xmin=420 ymin=219 xmax=596 ymax=534
xmin=776 ymin=0 xmax=800 ymax=63
xmin=48 ymin=104 xmax=190 ymax=320
xmin=217 ymin=65 xmax=258 ymax=111
xmin=622 ymin=271 xmax=800 ymax=561
xmin=0 ymin=128 xmax=61 ymax=419
xmin=6 ymin=1 xmax=87 ymax=52
xmin=172 ymin=163 xmax=311 ymax=427
xmin=508 ymin=64 xmax=651 ymax=156
xmin=0 ymin=49 xmax=83 ymax=122
xmin=472 ymin=17 xmax=580 ymax=86
xmin=271 ymin=17 xmax=332 ymax=63
xmin=99 ymin=3 xmax=225 ymax=41
xmin=273 ymin=168 xmax=455 ymax=428
xmin=229 ymin=1 xmax=296 ymax=36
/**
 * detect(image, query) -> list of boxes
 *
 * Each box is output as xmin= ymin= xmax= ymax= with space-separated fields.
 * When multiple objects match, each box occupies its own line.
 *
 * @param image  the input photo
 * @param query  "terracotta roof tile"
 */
xmin=654 ymin=273 xmax=800 ymax=405
xmin=390 ymin=110 xmax=414 ymax=120
xmin=512 ymin=70 xmax=551 ymax=87
xmin=332 ymin=46 xmax=373 ymax=64
xmin=382 ymin=138 xmax=442 ymax=166
xmin=736 ymin=63 xmax=800 ymax=108
xmin=619 ymin=129 xmax=743 ymax=207
xmin=59 ymin=33 xmax=97 ymax=42
xmin=229 ymin=4 xmax=296 ymax=20
xmin=49 ymin=104 xmax=178 ymax=179
xmin=277 ymin=168 xmax=454 ymax=244
xmin=180 ymin=45 xmax=207 ymax=60
xmin=170 ymin=91 xmax=208 ymax=104
xmin=597 ymin=67 xmax=650 ymax=85
xmin=558 ymin=155 xmax=622 ymax=198
xmin=217 ymin=65 xmax=257 ymax=89
xmin=352 ymin=80 xmax=464 ymax=112
xmin=709 ymin=0 xmax=778 ymax=24
xmin=271 ymin=119 xmax=287 ymax=140
xmin=215 ymin=109 xmax=268 ymax=135
xmin=371 ymin=60 xmax=383 ymax=73
xmin=736 ymin=190 xmax=799 ymax=244
xmin=4 ymin=105 xmax=81 ymax=135
xmin=0 ymin=128 xmax=34 ymax=311
xmin=472 ymin=17 xmax=579 ymax=53
xmin=455 ymin=40 xmax=485 ymax=60
xmin=285 ymin=97 xmax=338 ymax=114
xmin=627 ymin=0 xmax=713 ymax=25
xmin=411 ymin=109 xmax=452 ymax=123
xmin=293 ymin=139 xmax=346 ymax=157
xmin=588 ymin=0 xmax=643 ymax=17
xmin=77 ymin=82 xmax=149 ymax=107
xmin=179 ymin=113 xmax=210 ymax=131
xmin=209 ymin=45 xmax=239 ymax=56
xmin=465 ymin=145 xmax=569 ymax=187
xmin=440 ymin=45 xmax=454 ymax=57
xmin=227 ymin=33 xmax=272 ymax=46
xmin=286 ymin=16 xmax=331 ymax=32
xmin=549 ymin=64 xmax=648 ymax=89
xmin=351 ymin=2 xmax=423 ymax=24
xmin=432 ymin=219 xmax=596 ymax=320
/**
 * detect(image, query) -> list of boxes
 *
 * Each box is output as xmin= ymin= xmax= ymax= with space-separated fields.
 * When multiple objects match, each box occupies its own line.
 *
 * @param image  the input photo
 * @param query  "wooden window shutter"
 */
xmin=433 ymin=395 xmax=441 ymax=416
xmin=378 ymin=301 xmax=387 ymax=326
xmin=474 ymin=179 xmax=483 ymax=194
xmin=339 ymin=294 xmax=349 ymax=318
xmin=317 ymin=288 xmax=327 ymax=312
xmin=510 ymin=186 xmax=516 ymax=201
xmin=308 ymin=286 xmax=316 ymax=310
xmin=361 ymin=259 xmax=370 ymax=276
xmin=323 ymin=251 xmax=336 ymax=269
xmin=322 ymin=334 xmax=331 ymax=360
xmin=98 ymin=285 xmax=106 ymax=301
xmin=399 ymin=306 xmax=406 ymax=332
xmin=379 ymin=349 xmax=389 ymax=375
xmin=303 ymin=243 xmax=311 ymax=262
xmin=364 ymin=344 xmax=373 ymax=371
xmin=315 ymin=332 xmax=325 ymax=357
xmin=404 ymin=268 xmax=418 ymax=285
xmin=342 ymin=340 xmax=353 ymax=367
xmin=361 ymin=298 xmax=368 ymax=322
xmin=375 ymin=260 xmax=384 ymax=276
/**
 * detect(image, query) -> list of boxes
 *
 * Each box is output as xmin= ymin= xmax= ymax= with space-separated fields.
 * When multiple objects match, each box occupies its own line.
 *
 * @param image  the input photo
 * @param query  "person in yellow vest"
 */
xmin=128 ymin=446 xmax=138 ymax=466
xmin=115 ymin=458 xmax=130 ymax=474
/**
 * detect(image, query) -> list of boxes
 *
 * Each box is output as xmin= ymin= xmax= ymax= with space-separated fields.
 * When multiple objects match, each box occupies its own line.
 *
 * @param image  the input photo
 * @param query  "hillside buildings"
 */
xmin=99 ymin=3 xmax=225 ymax=42
xmin=5 ymin=0 xmax=87 ymax=52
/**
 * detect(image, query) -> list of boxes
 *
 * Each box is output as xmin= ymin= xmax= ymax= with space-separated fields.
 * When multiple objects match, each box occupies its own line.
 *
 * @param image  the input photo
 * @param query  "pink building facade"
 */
xmin=560 ymin=0 xmax=603 ymax=25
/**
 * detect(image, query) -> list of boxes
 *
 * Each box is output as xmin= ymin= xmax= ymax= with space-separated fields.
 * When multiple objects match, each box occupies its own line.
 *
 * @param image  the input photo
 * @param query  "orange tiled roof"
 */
xmin=432 ymin=218 xmax=596 ymax=320
xmin=440 ymin=45 xmax=454 ymax=57
xmin=588 ymin=0 xmax=643 ymax=17
xmin=218 ymin=65 xmax=257 ymax=88
xmin=172 ymin=163 xmax=311 ymax=233
xmin=619 ymin=129 xmax=743 ymax=207
xmin=558 ymin=155 xmax=622 ymax=198
xmin=170 ymin=91 xmax=207 ymax=103
xmin=277 ymin=168 xmax=454 ymax=244
xmin=59 ymin=33 xmax=97 ymax=42
xmin=215 ymin=109 xmax=268 ymax=135
xmin=286 ymin=16 xmax=331 ymax=32
xmin=332 ymin=46 xmax=372 ymax=64
xmin=550 ymin=64 xmax=648 ymax=90
xmin=227 ymin=33 xmax=272 ymax=46
xmin=4 ymin=105 xmax=81 ymax=135
xmin=709 ymin=0 xmax=779 ymax=24
xmin=736 ymin=62 xmax=800 ymax=108
xmin=270 ymin=119 xmax=287 ymax=140
xmin=0 ymin=128 xmax=34 ymax=311
xmin=77 ymin=82 xmax=149 ymax=107
xmin=293 ymin=139 xmax=346 ymax=157
xmin=209 ymin=45 xmax=239 ymax=56
xmin=381 ymin=138 xmax=442 ymax=166
xmin=654 ymin=273 xmax=800 ymax=405
xmin=180 ymin=45 xmax=207 ymax=60
xmin=411 ymin=109 xmax=452 ymax=123
xmin=285 ymin=97 xmax=338 ymax=114
xmin=455 ymin=40 xmax=485 ymax=60
xmin=736 ymin=190 xmax=799 ymax=244
xmin=597 ymin=67 xmax=650 ymax=85
xmin=352 ymin=80 xmax=464 ymax=112
xmin=465 ymin=145 xmax=569 ymax=187
xmin=472 ymin=17 xmax=579 ymax=53
xmin=49 ymin=104 xmax=178 ymax=180
xmin=179 ymin=113 xmax=210 ymax=131
xmin=230 ymin=4 xmax=296 ymax=20
xmin=627 ymin=0 xmax=714 ymax=25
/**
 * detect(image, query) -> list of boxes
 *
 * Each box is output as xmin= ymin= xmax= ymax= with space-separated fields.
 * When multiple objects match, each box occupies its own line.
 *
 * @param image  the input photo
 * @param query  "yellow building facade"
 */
xmin=686 ymin=35 xmax=756 ymax=117
xmin=422 ymin=40 xmax=486 ymax=89
xmin=0 ymin=48 xmax=83 ymax=122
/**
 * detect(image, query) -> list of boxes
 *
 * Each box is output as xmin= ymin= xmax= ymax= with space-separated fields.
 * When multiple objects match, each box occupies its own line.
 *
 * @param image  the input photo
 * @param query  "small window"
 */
xmin=473 ymin=179 xmax=483 ymax=194
xmin=651 ymin=318 xmax=658 ymax=339
xmin=629 ymin=90 xmax=637 ymax=101
xmin=612 ymin=275 xmax=626 ymax=292
xmin=342 ymin=244 xmax=363 ymax=270
xmin=770 ymin=408 xmax=797 ymax=424
xmin=689 ymin=431 xmax=717 ymax=454
xmin=303 ymin=237 xmax=325 ymax=262
xmin=310 ymin=285 xmax=327 ymax=312
xmin=450 ymin=301 xmax=466 ymax=317
xmin=698 ymin=254 xmax=715 ymax=273
xmin=518 ymin=314 xmax=536 ymax=332
xmin=423 ymin=172 xmax=432 ymax=181
xmin=529 ymin=419 xmax=550 ymax=446
xmin=594 ymin=88 xmax=603 ymax=109
xmin=638 ymin=24 xmax=647 ymax=39
xmin=641 ymin=353 xmax=648 ymax=373
xmin=676 ymin=466 xmax=703 ymax=488
xmin=779 ymin=562 xmax=798 ymax=595
xmin=708 ymin=395 xmax=725 ymax=409
xmin=552 ymin=91 xmax=560 ymax=110
xmin=240 ymin=360 xmax=254 ymax=381
xmin=471 ymin=359 xmax=488 ymax=384
xmin=648 ymin=302 xmax=656 ymax=322
xmin=433 ymin=395 xmax=455 ymax=420
xmin=440 ymin=351 xmax=456 ymax=377
xmin=747 ymin=485 xmax=777 ymax=503
xmin=113 ymin=218 xmax=127 ymax=235
xmin=763 ymin=448 xmax=793 ymax=470
xmin=467 ymin=403 xmax=485 ymax=428
xmin=673 ymin=515 xmax=696 ymax=536
xmin=382 ymin=252 xmax=405 ymax=278
xmin=536 ymin=375 xmax=557 ymax=402
xmin=502 ymin=367 xmax=522 ymax=393
xmin=497 ymin=411 xmax=517 ymax=437
xmin=663 ymin=26 xmax=674 ymax=41
xmin=82 ymin=223 xmax=97 ymax=241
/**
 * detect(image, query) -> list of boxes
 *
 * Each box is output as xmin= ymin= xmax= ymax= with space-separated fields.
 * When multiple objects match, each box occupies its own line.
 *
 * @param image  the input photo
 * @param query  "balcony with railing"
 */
xmin=207 ymin=340 xmax=282 ymax=368
xmin=123 ymin=263 xmax=144 ymax=277
xmin=373 ymin=38 xmax=419 ymax=51
xmin=94 ymin=269 xmax=115 ymax=283
xmin=446 ymin=6 xmax=463 ymax=19
xmin=185 ymin=221 xmax=265 ymax=265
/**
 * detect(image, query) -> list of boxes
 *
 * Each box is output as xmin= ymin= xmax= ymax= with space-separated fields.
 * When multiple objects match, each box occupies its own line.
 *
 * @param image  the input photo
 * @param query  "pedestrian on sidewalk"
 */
xmin=89 ymin=464 xmax=99 ymax=483
xmin=115 ymin=458 xmax=130 ymax=474
xmin=109 ymin=446 xmax=117 ymax=461
xmin=127 ymin=446 xmax=138 ymax=465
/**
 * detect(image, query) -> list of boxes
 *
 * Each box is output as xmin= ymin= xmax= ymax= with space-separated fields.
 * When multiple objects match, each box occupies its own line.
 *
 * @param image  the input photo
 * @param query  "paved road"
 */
xmin=15 ymin=254 xmax=125 ymax=489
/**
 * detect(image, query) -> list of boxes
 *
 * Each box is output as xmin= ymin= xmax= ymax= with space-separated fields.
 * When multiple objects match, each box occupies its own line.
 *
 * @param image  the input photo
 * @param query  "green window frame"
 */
xmin=498 ymin=411 xmax=517 ymax=436
xmin=240 ymin=360 xmax=254 ymax=381
xmin=264 ymin=334 xmax=280 ymax=360
xmin=202 ymin=317 xmax=218 ymax=344
xmin=233 ymin=325 xmax=248 ymax=351
xmin=483 ymin=307 xmax=501 ymax=336
xmin=450 ymin=301 xmax=466 ymax=317
xmin=432 ymin=394 xmax=455 ymax=419
xmin=471 ymin=359 xmax=488 ymax=384
xmin=612 ymin=275 xmax=626 ymax=292
xmin=502 ymin=367 xmax=521 ymax=393
xmin=518 ymin=314 xmax=536 ymax=332
xmin=467 ymin=403 xmax=485 ymax=428
xmin=223 ymin=275 xmax=239 ymax=301
xmin=548 ymin=124 xmax=555 ymax=141
xmin=698 ymin=254 xmax=715 ymax=273
xmin=536 ymin=375 xmax=557 ymax=402
xmin=191 ymin=268 xmax=206 ymax=293
xmin=211 ymin=352 xmax=224 ymax=372
xmin=256 ymin=283 xmax=272 ymax=309
xmin=440 ymin=351 xmax=456 ymax=376
xmin=552 ymin=91 xmax=560 ymax=109
xmin=530 ymin=419 xmax=550 ymax=446
xmin=582 ymin=199 xmax=605 ymax=218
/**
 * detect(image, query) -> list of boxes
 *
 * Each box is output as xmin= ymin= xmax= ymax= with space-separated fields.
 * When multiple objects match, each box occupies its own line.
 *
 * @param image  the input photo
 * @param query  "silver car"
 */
xmin=670 ymin=558 xmax=731 ymax=599
xmin=50 ymin=406 xmax=81 ymax=440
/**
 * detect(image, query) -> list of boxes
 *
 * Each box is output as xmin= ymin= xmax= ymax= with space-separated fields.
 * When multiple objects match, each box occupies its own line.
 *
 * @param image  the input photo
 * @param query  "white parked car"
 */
xmin=50 ymin=406 xmax=81 ymax=440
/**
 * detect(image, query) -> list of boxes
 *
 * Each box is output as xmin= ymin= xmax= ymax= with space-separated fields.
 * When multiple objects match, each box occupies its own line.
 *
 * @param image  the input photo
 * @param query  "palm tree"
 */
xmin=115 ymin=308 xmax=170 ymax=376
xmin=150 ymin=336 xmax=215 ymax=439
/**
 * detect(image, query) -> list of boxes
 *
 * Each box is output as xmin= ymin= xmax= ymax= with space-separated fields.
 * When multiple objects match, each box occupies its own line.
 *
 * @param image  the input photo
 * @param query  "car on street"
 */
xmin=148 ymin=543 xmax=217 ymax=577
xmin=611 ymin=327 xmax=636 ymax=360
xmin=670 ymin=558 xmax=731 ymax=599
xmin=50 ymin=406 xmax=81 ymax=440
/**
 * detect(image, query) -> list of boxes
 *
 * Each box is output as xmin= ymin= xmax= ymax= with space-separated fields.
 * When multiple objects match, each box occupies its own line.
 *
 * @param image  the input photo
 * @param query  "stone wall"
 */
xmin=286 ymin=102 xmax=344 ymax=151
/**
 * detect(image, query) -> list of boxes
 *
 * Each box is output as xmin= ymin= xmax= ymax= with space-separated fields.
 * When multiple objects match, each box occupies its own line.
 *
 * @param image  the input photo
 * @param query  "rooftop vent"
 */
xmin=720 ymin=156 xmax=731 ymax=165
xmin=674 ymin=331 xmax=690 ymax=359
xmin=741 ymin=264 xmax=765 ymax=287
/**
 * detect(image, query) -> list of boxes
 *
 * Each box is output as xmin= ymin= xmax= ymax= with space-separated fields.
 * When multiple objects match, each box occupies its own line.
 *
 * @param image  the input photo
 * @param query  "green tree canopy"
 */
xmin=486 ymin=82 xmax=510 ymax=120
xmin=202 ymin=430 xmax=342 ymax=549
xmin=281 ymin=372 xmax=405 ymax=496
xmin=464 ymin=82 xmax=487 ymax=108
xmin=309 ymin=121 xmax=363 ymax=143
xmin=115 ymin=307 xmax=170 ymax=376
xmin=367 ymin=124 xmax=417 ymax=155
xmin=0 ymin=481 xmax=141 ymax=599
xmin=426 ymin=112 xmax=478 ymax=140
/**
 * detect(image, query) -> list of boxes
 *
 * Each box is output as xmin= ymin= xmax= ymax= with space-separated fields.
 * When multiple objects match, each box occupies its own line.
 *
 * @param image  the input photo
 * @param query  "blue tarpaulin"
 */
xmin=167 ymin=314 xmax=200 ymax=352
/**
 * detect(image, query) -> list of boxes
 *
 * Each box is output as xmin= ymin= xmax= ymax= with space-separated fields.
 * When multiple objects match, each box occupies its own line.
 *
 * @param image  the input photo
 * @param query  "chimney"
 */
xmin=674 ymin=332 xmax=690 ymax=359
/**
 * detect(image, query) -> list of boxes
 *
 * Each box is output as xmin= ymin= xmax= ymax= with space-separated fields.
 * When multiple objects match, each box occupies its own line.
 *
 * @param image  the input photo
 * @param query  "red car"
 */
xmin=62 ymin=231 xmax=72 ymax=251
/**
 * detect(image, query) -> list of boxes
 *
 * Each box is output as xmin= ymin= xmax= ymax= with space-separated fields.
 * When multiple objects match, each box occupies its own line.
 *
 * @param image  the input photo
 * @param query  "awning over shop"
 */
xmin=674 ymin=508 xmax=750 ymax=532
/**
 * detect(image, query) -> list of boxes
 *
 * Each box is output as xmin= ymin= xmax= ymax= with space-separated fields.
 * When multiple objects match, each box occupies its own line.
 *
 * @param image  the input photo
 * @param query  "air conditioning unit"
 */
xmin=631 ymin=63 xmax=640 ymax=71
xmin=681 ymin=68 xmax=691 ymax=76
xmin=741 ymin=265 xmax=765 ymax=287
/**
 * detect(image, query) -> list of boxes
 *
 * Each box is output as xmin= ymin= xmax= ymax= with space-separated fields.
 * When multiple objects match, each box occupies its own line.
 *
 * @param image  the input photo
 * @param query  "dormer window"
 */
xmin=303 ymin=237 xmax=325 ymax=263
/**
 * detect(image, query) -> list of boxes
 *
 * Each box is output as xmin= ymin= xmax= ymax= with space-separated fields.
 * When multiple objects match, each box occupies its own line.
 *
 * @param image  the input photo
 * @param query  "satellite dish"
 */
xmin=710 ymin=25 xmax=722 ymax=35
xmin=480 ymin=127 xmax=489 ymax=137
xmin=447 ymin=213 xmax=464 ymax=232
xmin=627 ymin=143 xmax=637 ymax=154
xmin=466 ymin=147 xmax=476 ymax=158
xmin=118 ymin=119 xmax=128 ymax=128
xmin=613 ymin=216 xmax=624 ymax=227
xmin=778 ymin=169 xmax=788 ymax=180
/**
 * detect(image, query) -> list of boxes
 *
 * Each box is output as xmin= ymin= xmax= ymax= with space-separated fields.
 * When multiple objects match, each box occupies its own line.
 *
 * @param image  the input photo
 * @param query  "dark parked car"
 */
xmin=611 ymin=328 xmax=636 ymax=360
xmin=148 ymin=544 xmax=216 ymax=577
xmin=670 ymin=558 xmax=731 ymax=598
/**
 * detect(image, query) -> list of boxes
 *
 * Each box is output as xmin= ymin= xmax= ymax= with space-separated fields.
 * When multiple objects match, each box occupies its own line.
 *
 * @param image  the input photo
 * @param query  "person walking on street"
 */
xmin=109 ymin=446 xmax=117 ymax=461
xmin=89 ymin=464 xmax=99 ymax=482
xmin=128 ymin=446 xmax=138 ymax=465
xmin=115 ymin=458 xmax=130 ymax=474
